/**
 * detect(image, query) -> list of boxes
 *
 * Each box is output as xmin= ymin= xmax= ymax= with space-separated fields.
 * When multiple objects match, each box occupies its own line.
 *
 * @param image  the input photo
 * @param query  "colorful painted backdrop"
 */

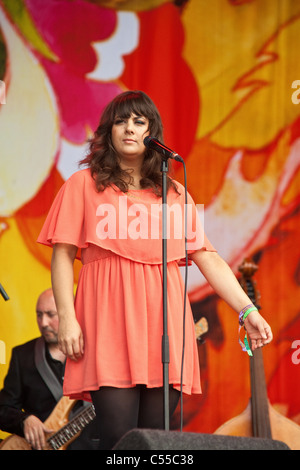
xmin=1 ymin=0 xmax=300 ymax=440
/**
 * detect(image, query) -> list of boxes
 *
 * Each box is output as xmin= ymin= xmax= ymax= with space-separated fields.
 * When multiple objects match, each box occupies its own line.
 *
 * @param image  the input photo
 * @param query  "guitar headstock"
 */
xmin=194 ymin=317 xmax=209 ymax=343
xmin=238 ymin=258 xmax=261 ymax=311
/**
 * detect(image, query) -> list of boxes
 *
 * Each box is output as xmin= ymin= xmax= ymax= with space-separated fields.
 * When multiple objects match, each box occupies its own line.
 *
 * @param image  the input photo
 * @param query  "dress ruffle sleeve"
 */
xmin=37 ymin=170 xmax=88 ymax=250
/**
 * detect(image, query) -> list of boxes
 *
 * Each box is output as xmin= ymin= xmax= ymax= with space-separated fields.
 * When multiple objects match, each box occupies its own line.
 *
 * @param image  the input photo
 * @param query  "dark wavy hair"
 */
xmin=80 ymin=90 xmax=177 ymax=196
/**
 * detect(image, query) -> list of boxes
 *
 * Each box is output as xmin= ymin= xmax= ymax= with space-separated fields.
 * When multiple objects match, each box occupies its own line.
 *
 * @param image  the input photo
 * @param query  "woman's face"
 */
xmin=111 ymin=113 xmax=150 ymax=164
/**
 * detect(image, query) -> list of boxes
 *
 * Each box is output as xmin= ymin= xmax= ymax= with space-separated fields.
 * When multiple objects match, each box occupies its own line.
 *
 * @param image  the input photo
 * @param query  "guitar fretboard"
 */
xmin=47 ymin=405 xmax=96 ymax=450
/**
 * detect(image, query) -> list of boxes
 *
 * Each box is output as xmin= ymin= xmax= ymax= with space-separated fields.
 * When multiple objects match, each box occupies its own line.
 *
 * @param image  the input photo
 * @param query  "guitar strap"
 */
xmin=34 ymin=337 xmax=63 ymax=403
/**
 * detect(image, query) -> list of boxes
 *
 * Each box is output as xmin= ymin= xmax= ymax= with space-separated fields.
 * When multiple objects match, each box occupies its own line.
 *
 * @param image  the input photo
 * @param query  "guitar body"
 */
xmin=215 ymin=400 xmax=300 ymax=450
xmin=0 ymin=434 xmax=31 ymax=450
xmin=214 ymin=401 xmax=253 ymax=438
xmin=0 ymin=396 xmax=77 ymax=451
xmin=267 ymin=404 xmax=300 ymax=451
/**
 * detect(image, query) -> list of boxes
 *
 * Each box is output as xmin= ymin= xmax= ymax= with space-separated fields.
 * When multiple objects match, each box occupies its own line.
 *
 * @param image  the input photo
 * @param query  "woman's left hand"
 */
xmin=244 ymin=310 xmax=273 ymax=350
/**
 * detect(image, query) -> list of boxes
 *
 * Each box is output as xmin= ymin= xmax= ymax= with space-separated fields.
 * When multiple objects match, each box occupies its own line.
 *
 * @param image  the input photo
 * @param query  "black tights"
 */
xmin=91 ymin=385 xmax=180 ymax=450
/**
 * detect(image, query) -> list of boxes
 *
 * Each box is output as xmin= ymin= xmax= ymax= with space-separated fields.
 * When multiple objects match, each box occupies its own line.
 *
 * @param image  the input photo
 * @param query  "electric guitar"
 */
xmin=0 ymin=396 xmax=96 ymax=450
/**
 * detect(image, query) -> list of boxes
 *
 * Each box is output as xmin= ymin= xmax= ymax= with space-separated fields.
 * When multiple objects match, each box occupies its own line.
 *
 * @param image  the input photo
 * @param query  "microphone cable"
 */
xmin=179 ymin=159 xmax=189 ymax=432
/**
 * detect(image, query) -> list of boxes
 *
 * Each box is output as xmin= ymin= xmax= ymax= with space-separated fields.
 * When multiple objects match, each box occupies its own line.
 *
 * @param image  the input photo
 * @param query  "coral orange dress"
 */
xmin=38 ymin=169 xmax=216 ymax=402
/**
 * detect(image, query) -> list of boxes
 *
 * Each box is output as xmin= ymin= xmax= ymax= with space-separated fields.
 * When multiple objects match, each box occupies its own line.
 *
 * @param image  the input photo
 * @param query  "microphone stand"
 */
xmin=144 ymin=136 xmax=185 ymax=431
xmin=161 ymin=157 xmax=170 ymax=431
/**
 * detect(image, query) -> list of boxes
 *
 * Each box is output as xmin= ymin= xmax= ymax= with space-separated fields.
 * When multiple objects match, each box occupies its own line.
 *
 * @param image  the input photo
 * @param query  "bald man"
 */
xmin=0 ymin=289 xmax=98 ymax=450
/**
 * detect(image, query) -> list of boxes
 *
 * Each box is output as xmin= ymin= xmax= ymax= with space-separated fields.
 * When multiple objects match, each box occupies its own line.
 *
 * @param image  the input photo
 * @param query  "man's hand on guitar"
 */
xmin=23 ymin=415 xmax=53 ymax=450
xmin=244 ymin=310 xmax=273 ymax=351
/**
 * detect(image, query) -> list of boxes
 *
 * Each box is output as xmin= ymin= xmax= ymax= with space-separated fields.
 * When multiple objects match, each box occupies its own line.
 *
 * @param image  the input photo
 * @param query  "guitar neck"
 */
xmin=250 ymin=347 xmax=272 ymax=439
xmin=241 ymin=271 xmax=272 ymax=440
xmin=47 ymin=404 xmax=96 ymax=450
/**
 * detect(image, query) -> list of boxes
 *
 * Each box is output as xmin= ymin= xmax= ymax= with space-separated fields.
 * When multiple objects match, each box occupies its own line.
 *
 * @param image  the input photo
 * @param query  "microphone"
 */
xmin=143 ymin=136 xmax=183 ymax=162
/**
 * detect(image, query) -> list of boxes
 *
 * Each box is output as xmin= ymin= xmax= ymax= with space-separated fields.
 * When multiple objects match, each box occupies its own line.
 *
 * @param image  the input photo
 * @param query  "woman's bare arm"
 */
xmin=51 ymin=243 xmax=84 ymax=360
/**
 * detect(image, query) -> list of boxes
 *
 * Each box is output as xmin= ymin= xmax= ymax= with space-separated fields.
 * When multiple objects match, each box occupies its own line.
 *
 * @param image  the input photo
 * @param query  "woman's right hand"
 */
xmin=51 ymin=243 xmax=84 ymax=361
xmin=58 ymin=316 xmax=84 ymax=361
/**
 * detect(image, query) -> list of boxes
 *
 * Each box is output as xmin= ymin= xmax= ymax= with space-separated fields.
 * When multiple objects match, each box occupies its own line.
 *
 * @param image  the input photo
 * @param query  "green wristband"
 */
xmin=242 ymin=306 xmax=258 ymax=323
